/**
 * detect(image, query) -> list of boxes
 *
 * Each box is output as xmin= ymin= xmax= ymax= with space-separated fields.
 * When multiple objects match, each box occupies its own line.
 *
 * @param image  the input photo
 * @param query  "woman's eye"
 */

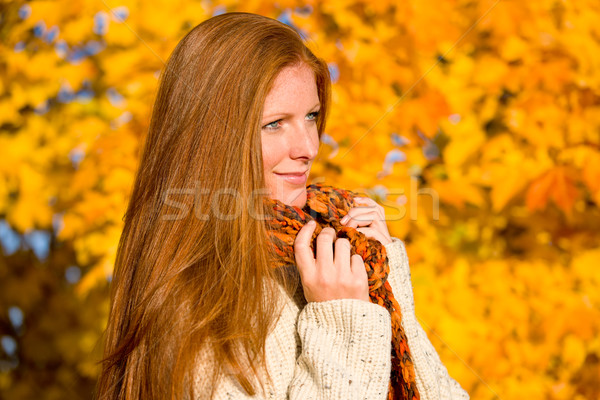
xmin=262 ymin=111 xmax=319 ymax=130
xmin=263 ymin=120 xmax=281 ymax=130
xmin=307 ymin=111 xmax=320 ymax=121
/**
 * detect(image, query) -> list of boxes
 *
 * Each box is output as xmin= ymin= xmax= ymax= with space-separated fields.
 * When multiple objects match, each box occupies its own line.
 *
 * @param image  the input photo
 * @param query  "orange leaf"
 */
xmin=526 ymin=167 xmax=578 ymax=215
xmin=550 ymin=167 xmax=578 ymax=215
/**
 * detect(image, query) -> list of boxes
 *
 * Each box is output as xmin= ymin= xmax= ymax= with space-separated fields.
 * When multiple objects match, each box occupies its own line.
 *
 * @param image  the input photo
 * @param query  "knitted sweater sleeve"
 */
xmin=288 ymin=299 xmax=393 ymax=399
xmin=383 ymin=237 xmax=470 ymax=400
xmin=193 ymin=288 xmax=393 ymax=400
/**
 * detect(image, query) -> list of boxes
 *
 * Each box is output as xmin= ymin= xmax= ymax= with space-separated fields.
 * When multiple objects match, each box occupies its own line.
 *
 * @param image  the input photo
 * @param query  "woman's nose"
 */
xmin=289 ymin=124 xmax=319 ymax=161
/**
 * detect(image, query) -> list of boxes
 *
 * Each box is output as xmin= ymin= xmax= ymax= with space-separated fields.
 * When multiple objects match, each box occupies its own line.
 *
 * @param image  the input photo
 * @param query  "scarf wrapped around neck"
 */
xmin=263 ymin=183 xmax=419 ymax=400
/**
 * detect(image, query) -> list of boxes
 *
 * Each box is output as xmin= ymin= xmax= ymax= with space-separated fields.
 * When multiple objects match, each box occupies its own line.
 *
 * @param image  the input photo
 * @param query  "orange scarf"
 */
xmin=264 ymin=183 xmax=419 ymax=400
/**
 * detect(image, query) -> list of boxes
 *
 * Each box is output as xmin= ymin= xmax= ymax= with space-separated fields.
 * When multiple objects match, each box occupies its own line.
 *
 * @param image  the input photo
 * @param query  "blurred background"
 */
xmin=1 ymin=0 xmax=599 ymax=398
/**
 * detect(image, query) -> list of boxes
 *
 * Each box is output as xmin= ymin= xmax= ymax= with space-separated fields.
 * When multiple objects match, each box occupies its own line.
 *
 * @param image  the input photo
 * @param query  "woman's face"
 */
xmin=261 ymin=63 xmax=320 ymax=207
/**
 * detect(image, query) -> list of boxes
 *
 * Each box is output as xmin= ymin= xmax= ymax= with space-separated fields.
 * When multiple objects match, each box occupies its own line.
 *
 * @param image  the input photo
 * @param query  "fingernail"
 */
xmin=341 ymin=215 xmax=348 ymax=224
xmin=307 ymin=220 xmax=316 ymax=226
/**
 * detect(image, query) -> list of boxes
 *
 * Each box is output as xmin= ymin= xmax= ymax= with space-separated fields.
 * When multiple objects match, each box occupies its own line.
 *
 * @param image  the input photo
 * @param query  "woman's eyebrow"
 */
xmin=263 ymin=103 xmax=321 ymax=120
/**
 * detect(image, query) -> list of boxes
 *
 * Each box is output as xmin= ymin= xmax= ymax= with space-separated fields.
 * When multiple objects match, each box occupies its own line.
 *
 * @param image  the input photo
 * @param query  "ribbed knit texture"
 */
xmin=263 ymin=183 xmax=419 ymax=400
xmin=192 ymin=185 xmax=470 ymax=400
xmin=192 ymin=238 xmax=469 ymax=399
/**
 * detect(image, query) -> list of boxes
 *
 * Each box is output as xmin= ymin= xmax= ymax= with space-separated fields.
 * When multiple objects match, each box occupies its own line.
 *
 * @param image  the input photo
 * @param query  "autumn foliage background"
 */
xmin=1 ymin=0 xmax=599 ymax=399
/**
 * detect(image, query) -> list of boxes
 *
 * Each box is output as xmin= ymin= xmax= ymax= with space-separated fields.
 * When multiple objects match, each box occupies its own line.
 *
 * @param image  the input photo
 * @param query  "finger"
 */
xmin=315 ymin=227 xmax=336 ymax=266
xmin=352 ymin=197 xmax=385 ymax=219
xmin=333 ymin=238 xmax=351 ymax=272
xmin=350 ymin=253 xmax=366 ymax=276
xmin=341 ymin=207 xmax=374 ymax=223
xmin=353 ymin=196 xmax=380 ymax=209
xmin=355 ymin=227 xmax=388 ymax=244
xmin=343 ymin=203 xmax=385 ymax=222
xmin=294 ymin=221 xmax=317 ymax=273
xmin=343 ymin=210 xmax=382 ymax=229
xmin=353 ymin=196 xmax=375 ymax=206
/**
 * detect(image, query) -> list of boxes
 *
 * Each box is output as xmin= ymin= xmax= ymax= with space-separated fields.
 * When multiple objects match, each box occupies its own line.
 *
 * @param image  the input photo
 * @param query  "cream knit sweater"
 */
xmin=194 ymin=238 xmax=469 ymax=400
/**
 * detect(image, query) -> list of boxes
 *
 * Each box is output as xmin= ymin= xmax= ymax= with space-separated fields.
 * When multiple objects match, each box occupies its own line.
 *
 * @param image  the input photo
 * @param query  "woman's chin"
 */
xmin=290 ymin=193 xmax=307 ymax=208
xmin=281 ymin=188 xmax=307 ymax=208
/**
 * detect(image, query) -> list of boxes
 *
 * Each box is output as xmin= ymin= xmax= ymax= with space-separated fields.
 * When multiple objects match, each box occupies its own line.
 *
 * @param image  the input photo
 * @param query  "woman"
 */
xmin=96 ymin=11 xmax=469 ymax=400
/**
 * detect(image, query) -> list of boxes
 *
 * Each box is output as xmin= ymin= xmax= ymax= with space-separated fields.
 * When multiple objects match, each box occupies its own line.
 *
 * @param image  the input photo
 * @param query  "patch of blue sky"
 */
xmin=111 ymin=6 xmax=129 ymax=22
xmin=0 ymin=220 xmax=21 ymax=255
xmin=19 ymin=4 xmax=31 ymax=20
xmin=93 ymin=11 xmax=109 ymax=36
xmin=23 ymin=230 xmax=51 ymax=261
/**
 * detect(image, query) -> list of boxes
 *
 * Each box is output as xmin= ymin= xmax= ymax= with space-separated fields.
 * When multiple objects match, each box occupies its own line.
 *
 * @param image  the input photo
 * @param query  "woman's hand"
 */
xmin=294 ymin=221 xmax=370 ymax=303
xmin=341 ymin=197 xmax=392 ymax=245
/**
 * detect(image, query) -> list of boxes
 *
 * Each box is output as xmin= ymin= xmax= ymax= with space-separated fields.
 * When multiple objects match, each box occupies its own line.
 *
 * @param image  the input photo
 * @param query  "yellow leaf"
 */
xmin=501 ymin=35 xmax=529 ymax=61
xmin=582 ymin=150 xmax=600 ymax=204
xmin=441 ymin=115 xmax=485 ymax=167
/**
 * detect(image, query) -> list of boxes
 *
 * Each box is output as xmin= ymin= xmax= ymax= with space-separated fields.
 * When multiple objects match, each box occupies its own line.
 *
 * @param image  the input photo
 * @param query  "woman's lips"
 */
xmin=274 ymin=171 xmax=307 ymax=185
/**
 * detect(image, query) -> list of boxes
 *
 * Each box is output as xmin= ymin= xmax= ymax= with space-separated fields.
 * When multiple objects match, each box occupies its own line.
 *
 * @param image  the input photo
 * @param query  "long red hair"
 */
xmin=95 ymin=12 xmax=332 ymax=400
